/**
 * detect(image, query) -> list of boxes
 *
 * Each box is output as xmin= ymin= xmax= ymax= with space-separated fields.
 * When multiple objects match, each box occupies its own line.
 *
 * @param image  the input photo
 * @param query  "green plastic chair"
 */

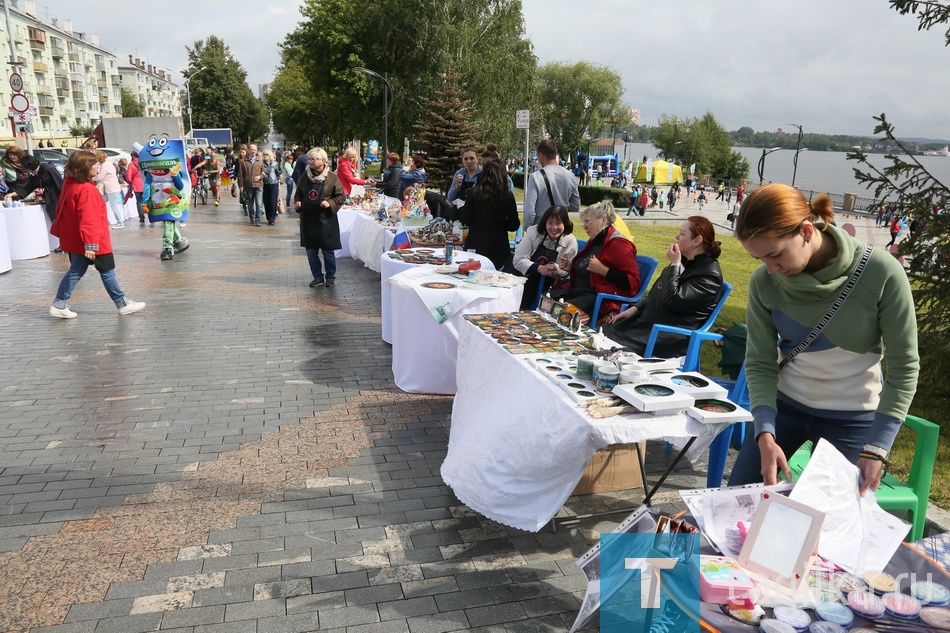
xmin=787 ymin=415 xmax=939 ymax=541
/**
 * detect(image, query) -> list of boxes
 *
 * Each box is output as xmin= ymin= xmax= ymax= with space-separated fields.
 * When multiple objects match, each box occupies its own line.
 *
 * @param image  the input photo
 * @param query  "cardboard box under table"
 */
xmin=572 ymin=442 xmax=646 ymax=495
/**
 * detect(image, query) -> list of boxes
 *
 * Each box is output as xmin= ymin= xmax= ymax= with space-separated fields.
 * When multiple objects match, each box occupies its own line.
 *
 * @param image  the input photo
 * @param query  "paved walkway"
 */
xmin=0 ymin=192 xmax=927 ymax=633
xmin=0 ymin=196 xmax=713 ymax=633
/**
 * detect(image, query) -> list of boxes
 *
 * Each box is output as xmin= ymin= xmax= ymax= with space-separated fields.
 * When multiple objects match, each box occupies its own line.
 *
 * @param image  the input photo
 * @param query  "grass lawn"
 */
xmin=539 ymin=220 xmax=947 ymax=510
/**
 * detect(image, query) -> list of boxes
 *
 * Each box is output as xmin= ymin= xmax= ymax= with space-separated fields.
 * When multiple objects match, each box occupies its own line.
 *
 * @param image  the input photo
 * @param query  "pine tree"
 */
xmin=415 ymin=68 xmax=478 ymax=194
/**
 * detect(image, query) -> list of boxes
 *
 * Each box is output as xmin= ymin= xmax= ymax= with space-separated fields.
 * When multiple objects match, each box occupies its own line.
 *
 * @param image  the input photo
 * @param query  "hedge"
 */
xmin=511 ymin=172 xmax=632 ymax=208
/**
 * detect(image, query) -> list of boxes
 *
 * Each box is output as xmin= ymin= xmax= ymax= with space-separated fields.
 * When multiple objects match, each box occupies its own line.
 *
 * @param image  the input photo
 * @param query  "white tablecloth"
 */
xmin=389 ymin=271 xmax=523 ymax=395
xmin=440 ymin=320 xmax=727 ymax=531
xmin=379 ymin=248 xmax=496 ymax=344
xmin=0 ymin=205 xmax=50 ymax=260
xmin=0 ymin=213 xmax=11 ymax=273
xmin=348 ymin=213 xmax=397 ymax=273
xmin=335 ymin=207 xmax=365 ymax=259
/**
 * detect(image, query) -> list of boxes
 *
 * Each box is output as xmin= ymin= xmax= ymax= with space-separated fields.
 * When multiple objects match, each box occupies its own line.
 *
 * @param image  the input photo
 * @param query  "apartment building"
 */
xmin=0 ymin=0 xmax=179 ymax=145
xmin=118 ymin=57 xmax=181 ymax=119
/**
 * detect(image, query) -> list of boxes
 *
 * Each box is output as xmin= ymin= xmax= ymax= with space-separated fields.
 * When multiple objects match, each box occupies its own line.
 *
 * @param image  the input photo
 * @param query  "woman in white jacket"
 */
xmin=93 ymin=151 xmax=125 ymax=228
xmin=512 ymin=205 xmax=578 ymax=309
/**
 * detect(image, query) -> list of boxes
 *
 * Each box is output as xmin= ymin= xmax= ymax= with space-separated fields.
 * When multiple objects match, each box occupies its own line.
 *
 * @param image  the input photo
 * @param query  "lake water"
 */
xmin=620 ymin=142 xmax=950 ymax=196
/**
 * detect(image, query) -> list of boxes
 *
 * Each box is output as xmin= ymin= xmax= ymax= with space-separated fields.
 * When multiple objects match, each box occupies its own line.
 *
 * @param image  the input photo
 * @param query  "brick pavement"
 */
xmin=0 ymin=196 xmax=711 ymax=633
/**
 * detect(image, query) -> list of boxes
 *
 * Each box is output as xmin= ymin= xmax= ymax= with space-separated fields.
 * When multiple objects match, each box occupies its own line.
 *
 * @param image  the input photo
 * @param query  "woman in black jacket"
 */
xmin=380 ymin=152 xmax=403 ymax=198
xmin=603 ymin=215 xmax=723 ymax=357
xmin=455 ymin=158 xmax=520 ymax=269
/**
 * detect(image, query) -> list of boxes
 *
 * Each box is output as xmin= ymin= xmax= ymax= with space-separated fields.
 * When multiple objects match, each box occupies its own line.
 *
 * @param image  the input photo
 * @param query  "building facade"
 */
xmin=118 ymin=57 xmax=181 ymax=119
xmin=1 ymin=0 xmax=179 ymax=145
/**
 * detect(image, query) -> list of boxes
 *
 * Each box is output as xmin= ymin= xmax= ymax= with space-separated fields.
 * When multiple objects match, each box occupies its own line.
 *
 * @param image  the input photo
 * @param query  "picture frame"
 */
xmin=539 ymin=295 xmax=555 ymax=315
xmin=551 ymin=301 xmax=566 ymax=321
xmin=737 ymin=493 xmax=825 ymax=593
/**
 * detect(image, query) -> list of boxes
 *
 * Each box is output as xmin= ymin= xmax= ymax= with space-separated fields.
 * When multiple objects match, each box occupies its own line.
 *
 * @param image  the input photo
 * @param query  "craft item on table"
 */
xmin=699 ymin=555 xmax=754 ymax=603
xmin=588 ymin=327 xmax=606 ymax=350
xmin=846 ymin=590 xmax=886 ymax=619
xmin=686 ymin=398 xmax=754 ymax=425
xmin=636 ymin=357 xmax=682 ymax=372
xmin=863 ymin=571 xmax=897 ymax=595
xmin=657 ymin=371 xmax=730 ymax=398
xmin=407 ymin=219 xmax=460 ymax=247
xmin=737 ymin=493 xmax=825 ymax=594
xmin=526 ymin=356 xmax=600 ymax=404
xmin=386 ymin=249 xmax=449 ymax=265
xmin=538 ymin=294 xmax=555 ymax=315
xmin=400 ymin=184 xmax=430 ymax=217
xmin=814 ymin=601 xmax=854 ymax=628
xmin=724 ymin=597 xmax=765 ymax=624
xmin=773 ymin=605 xmax=813 ymax=631
xmin=911 ymin=581 xmax=950 ymax=606
xmin=612 ymin=382 xmax=695 ymax=415
xmin=584 ymin=397 xmax=636 ymax=419
xmin=592 ymin=361 xmax=620 ymax=393
xmin=806 ymin=622 xmax=846 ymax=633
xmin=619 ymin=367 xmax=645 ymax=385
xmin=803 ymin=577 xmax=842 ymax=608
xmin=758 ymin=618 xmax=797 ymax=633
xmin=458 ymin=260 xmax=481 ymax=275
xmin=831 ymin=571 xmax=866 ymax=595
xmin=551 ymin=300 xmax=566 ymax=322
xmin=883 ymin=592 xmax=923 ymax=619
xmin=920 ymin=606 xmax=950 ymax=628
xmin=576 ymin=354 xmax=596 ymax=379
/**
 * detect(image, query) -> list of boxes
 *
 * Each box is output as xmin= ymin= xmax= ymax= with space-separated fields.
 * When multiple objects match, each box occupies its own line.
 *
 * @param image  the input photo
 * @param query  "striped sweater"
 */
xmin=746 ymin=223 xmax=919 ymax=451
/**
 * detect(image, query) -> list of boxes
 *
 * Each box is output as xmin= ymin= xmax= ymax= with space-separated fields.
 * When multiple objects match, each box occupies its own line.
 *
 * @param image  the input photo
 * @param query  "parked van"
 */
xmin=184 ymin=137 xmax=210 ymax=153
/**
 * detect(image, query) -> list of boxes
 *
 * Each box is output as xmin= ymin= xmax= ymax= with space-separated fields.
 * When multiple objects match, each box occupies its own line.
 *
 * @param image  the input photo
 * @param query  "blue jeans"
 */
xmin=104 ymin=191 xmax=124 ymax=225
xmin=306 ymin=248 xmax=336 ymax=281
xmin=284 ymin=179 xmax=294 ymax=208
xmin=53 ymin=252 xmax=126 ymax=308
xmin=247 ymin=187 xmax=263 ymax=221
xmin=727 ymin=399 xmax=872 ymax=486
xmin=134 ymin=191 xmax=144 ymax=219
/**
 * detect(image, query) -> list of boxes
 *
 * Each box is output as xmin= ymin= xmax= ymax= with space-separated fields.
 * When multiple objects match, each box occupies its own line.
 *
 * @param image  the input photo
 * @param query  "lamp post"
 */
xmin=757 ymin=147 xmax=782 ymax=186
xmin=354 ymin=67 xmax=393 ymax=161
xmin=183 ymin=66 xmax=207 ymax=136
xmin=787 ymin=123 xmax=804 ymax=187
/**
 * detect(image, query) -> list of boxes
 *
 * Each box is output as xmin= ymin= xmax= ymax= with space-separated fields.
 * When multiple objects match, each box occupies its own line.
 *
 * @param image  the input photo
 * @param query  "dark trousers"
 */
xmin=263 ymin=183 xmax=279 ymax=224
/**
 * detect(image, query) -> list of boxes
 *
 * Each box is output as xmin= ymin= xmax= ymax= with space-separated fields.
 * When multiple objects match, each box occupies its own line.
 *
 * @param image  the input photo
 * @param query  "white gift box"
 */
xmin=685 ymin=398 xmax=754 ymax=424
xmin=612 ymin=382 xmax=695 ymax=414
xmin=656 ymin=372 xmax=729 ymax=399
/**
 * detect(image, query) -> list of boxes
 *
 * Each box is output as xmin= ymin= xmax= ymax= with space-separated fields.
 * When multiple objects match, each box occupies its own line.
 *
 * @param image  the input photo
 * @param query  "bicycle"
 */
xmin=192 ymin=174 xmax=209 ymax=206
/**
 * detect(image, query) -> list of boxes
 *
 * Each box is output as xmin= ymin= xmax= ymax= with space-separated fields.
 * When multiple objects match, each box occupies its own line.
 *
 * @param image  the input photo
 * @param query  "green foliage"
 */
xmin=69 ymin=124 xmax=93 ymax=137
xmin=653 ymin=112 xmax=750 ymax=181
xmin=185 ymin=36 xmax=266 ymax=143
xmin=415 ymin=69 xmax=477 ymax=194
xmin=578 ymin=185 xmax=631 ymax=207
xmin=279 ymin=0 xmax=536 ymax=154
xmin=890 ymin=0 xmax=950 ymax=45
xmin=120 ymin=88 xmax=144 ymax=118
xmin=536 ymin=61 xmax=628 ymax=160
xmin=266 ymin=61 xmax=323 ymax=147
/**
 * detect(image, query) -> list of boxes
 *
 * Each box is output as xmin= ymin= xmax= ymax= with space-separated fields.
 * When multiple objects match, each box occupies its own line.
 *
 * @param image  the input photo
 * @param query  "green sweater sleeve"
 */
xmin=744 ymin=266 xmax=781 ymax=439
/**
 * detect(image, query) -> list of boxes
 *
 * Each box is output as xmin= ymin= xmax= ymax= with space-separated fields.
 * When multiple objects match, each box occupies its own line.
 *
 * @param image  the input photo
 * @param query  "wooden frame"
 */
xmin=737 ymin=493 xmax=825 ymax=593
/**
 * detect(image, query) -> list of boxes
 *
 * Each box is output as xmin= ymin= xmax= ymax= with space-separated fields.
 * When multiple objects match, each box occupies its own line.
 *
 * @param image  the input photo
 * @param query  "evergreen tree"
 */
xmin=415 ymin=69 xmax=477 ymax=194
xmin=120 ymin=88 xmax=144 ymax=118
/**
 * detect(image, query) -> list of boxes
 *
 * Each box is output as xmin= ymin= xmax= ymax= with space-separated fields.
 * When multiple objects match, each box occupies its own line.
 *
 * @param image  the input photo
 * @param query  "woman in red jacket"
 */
xmin=49 ymin=151 xmax=146 ymax=319
xmin=550 ymin=200 xmax=640 ymax=323
xmin=335 ymin=146 xmax=375 ymax=196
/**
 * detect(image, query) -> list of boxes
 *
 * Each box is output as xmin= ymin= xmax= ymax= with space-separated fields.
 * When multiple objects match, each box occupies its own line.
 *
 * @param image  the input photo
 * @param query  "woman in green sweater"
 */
xmin=727 ymin=184 xmax=919 ymax=496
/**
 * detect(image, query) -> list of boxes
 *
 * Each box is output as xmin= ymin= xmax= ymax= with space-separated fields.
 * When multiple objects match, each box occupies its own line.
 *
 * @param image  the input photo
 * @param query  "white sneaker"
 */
xmin=118 ymin=300 xmax=146 ymax=315
xmin=49 ymin=305 xmax=78 ymax=319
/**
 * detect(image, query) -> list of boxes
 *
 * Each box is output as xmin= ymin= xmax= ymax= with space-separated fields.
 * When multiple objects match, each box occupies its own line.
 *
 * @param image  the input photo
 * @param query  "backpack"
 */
xmin=716 ymin=323 xmax=748 ymax=380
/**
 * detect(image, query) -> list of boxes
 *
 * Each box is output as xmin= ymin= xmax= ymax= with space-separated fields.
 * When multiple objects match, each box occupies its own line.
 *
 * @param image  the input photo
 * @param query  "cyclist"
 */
xmin=189 ymin=148 xmax=208 ymax=204
xmin=207 ymin=150 xmax=222 ymax=206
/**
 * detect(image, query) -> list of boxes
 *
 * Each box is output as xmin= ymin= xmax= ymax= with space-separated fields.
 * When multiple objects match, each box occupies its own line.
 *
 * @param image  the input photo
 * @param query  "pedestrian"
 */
xmin=207 ymin=150 xmax=222 ymax=206
xmin=295 ymin=147 xmax=346 ymax=288
xmin=667 ymin=187 xmax=677 ymax=212
xmin=658 ymin=190 xmax=665 ymax=209
xmin=93 ymin=151 xmax=125 ymax=229
xmin=886 ymin=216 xmax=901 ymax=248
xmin=715 ymin=182 xmax=725 ymax=201
xmin=650 ymin=185 xmax=658 ymax=208
xmin=282 ymin=153 xmax=295 ymax=210
xmin=48 ymin=151 xmax=146 ymax=319
xmin=261 ymin=150 xmax=280 ymax=225
xmin=238 ymin=144 xmax=264 ymax=226
xmin=727 ymin=184 xmax=918 ymax=495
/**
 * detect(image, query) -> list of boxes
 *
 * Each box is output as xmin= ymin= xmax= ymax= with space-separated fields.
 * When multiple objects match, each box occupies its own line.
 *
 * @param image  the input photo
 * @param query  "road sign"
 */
xmin=516 ymin=109 xmax=530 ymax=129
xmin=11 ymin=93 xmax=30 ymax=113
xmin=9 ymin=73 xmax=23 ymax=92
xmin=15 ymin=123 xmax=34 ymax=134
xmin=7 ymin=107 xmax=37 ymax=116
xmin=13 ymin=112 xmax=31 ymax=124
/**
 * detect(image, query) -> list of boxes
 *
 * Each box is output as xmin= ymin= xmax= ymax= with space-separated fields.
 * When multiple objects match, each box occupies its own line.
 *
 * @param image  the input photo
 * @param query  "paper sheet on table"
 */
xmin=680 ymin=482 xmax=793 ymax=557
xmin=788 ymin=439 xmax=908 ymax=573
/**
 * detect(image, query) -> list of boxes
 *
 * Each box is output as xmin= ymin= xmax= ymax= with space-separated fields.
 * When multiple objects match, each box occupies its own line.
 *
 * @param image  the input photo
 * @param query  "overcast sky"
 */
xmin=31 ymin=0 xmax=950 ymax=140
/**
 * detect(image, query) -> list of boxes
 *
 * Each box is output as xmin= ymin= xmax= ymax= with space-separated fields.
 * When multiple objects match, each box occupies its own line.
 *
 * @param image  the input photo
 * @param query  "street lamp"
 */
xmin=354 ymin=67 xmax=393 ymax=161
xmin=183 ymin=66 xmax=207 ymax=136
xmin=787 ymin=123 xmax=804 ymax=187
xmin=757 ymin=147 xmax=782 ymax=186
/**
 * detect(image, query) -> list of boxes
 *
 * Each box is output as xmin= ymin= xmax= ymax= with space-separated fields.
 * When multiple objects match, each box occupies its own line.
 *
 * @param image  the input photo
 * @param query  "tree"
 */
xmin=653 ymin=112 xmax=750 ymax=181
xmin=120 ymin=88 xmax=144 ymax=118
xmin=185 ymin=36 xmax=266 ymax=143
xmin=267 ymin=60 xmax=324 ymax=147
xmin=536 ymin=61 xmax=627 ymax=162
xmin=416 ymin=69 xmax=478 ymax=193
xmin=846 ymin=2 xmax=950 ymax=395
xmin=279 ymin=0 xmax=536 ymax=155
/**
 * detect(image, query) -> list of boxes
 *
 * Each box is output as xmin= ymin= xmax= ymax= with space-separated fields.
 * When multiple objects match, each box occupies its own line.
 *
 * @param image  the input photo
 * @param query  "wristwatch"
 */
xmin=862 ymin=444 xmax=889 ymax=459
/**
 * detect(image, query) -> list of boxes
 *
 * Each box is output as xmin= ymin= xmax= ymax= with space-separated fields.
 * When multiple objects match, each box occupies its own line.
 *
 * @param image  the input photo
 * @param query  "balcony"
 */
xmin=33 ymin=61 xmax=48 ymax=73
xmin=54 ymin=67 xmax=67 ymax=78
xmin=67 ymin=51 xmax=79 ymax=62
xmin=51 ymin=45 xmax=65 ymax=59
xmin=99 ymin=94 xmax=109 ymax=104
xmin=56 ymin=84 xmax=69 ymax=97
xmin=69 ymin=72 xmax=83 ymax=82
xmin=29 ymin=38 xmax=45 ymax=51
xmin=39 ymin=106 xmax=54 ymax=116
xmin=35 ymin=85 xmax=52 ymax=95
xmin=112 ymin=75 xmax=121 ymax=86
xmin=72 ymin=90 xmax=83 ymax=100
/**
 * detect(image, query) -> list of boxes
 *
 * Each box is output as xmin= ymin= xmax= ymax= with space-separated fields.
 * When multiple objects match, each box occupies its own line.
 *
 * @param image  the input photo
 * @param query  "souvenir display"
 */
xmin=685 ymin=398 xmax=754 ymax=425
xmin=920 ymin=606 xmax=950 ymax=628
xmin=911 ymin=580 xmax=950 ymax=606
xmin=723 ymin=597 xmax=765 ymax=624
xmin=831 ymin=572 xmax=867 ymax=595
xmin=772 ymin=605 xmax=812 ymax=631
xmin=538 ymin=295 xmax=555 ymax=314
xmin=612 ymin=382 xmax=695 ymax=414
xmin=814 ymin=601 xmax=853 ymax=628
xmin=575 ymin=354 xmax=597 ymax=380
xmin=862 ymin=571 xmax=897 ymax=595
xmin=385 ymin=249 xmax=450 ymax=266
xmin=883 ymin=592 xmax=923 ymax=619
xmin=636 ymin=357 xmax=681 ymax=372
xmin=698 ymin=556 xmax=754 ymax=603
xmin=592 ymin=361 xmax=620 ymax=393
xmin=407 ymin=218 xmax=467 ymax=246
xmin=806 ymin=622 xmax=846 ymax=633
xmin=463 ymin=312 xmax=590 ymax=355
xmin=657 ymin=372 xmax=730 ymax=398
xmin=846 ymin=590 xmax=886 ymax=620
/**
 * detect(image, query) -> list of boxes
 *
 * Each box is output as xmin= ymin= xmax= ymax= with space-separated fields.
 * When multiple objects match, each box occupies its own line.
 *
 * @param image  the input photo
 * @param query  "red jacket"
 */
xmin=125 ymin=157 xmax=143 ymax=193
xmin=570 ymin=225 xmax=640 ymax=314
xmin=50 ymin=178 xmax=112 ymax=255
xmin=335 ymin=157 xmax=365 ymax=195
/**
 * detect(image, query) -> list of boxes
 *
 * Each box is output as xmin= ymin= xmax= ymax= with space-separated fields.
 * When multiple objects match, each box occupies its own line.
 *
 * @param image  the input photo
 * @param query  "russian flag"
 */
xmin=392 ymin=228 xmax=411 ymax=250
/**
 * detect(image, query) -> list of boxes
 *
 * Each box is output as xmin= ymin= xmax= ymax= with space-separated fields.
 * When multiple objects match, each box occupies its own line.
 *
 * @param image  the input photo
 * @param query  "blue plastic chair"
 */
xmin=642 ymin=281 xmax=733 ymax=372
xmin=705 ymin=363 xmax=749 ymax=487
xmin=589 ymin=255 xmax=659 ymax=321
xmin=508 ymin=226 xmax=523 ymax=251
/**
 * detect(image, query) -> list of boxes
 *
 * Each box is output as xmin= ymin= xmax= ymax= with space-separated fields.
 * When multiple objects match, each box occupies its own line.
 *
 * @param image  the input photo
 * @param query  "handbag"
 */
xmin=231 ymin=183 xmax=238 ymax=198
xmin=277 ymin=199 xmax=285 ymax=214
xmin=779 ymin=245 xmax=873 ymax=369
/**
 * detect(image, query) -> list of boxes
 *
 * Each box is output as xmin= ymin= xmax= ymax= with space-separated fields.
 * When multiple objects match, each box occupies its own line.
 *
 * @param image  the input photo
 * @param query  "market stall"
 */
xmin=0 ymin=204 xmax=50 ymax=260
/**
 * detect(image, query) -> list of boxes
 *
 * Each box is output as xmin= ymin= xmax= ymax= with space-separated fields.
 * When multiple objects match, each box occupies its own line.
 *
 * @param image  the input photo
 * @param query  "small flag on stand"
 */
xmin=392 ymin=224 xmax=411 ymax=249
